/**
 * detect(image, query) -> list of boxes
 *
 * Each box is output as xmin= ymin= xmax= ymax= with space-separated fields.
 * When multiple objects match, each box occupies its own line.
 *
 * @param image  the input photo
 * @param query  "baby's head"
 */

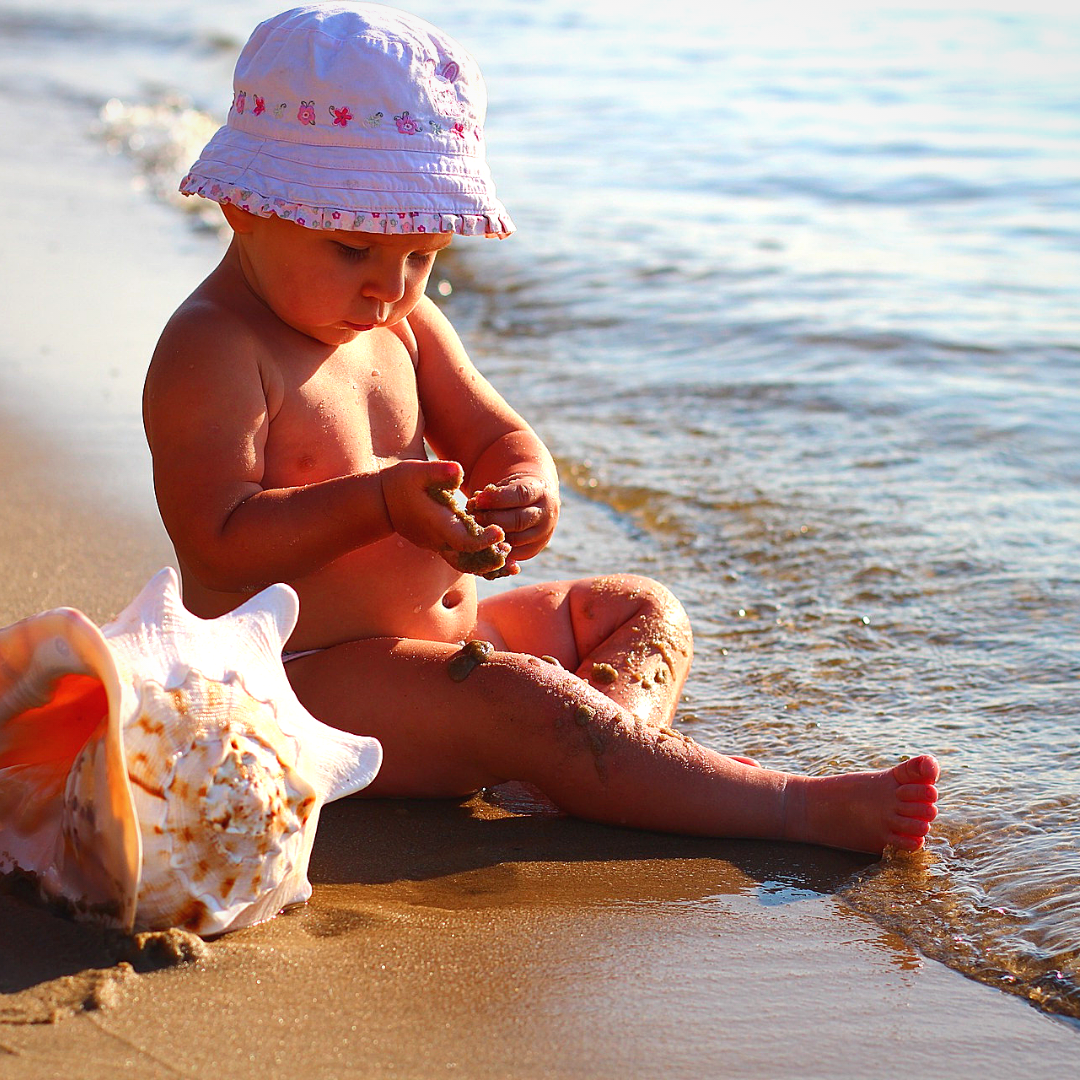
xmin=181 ymin=2 xmax=512 ymax=238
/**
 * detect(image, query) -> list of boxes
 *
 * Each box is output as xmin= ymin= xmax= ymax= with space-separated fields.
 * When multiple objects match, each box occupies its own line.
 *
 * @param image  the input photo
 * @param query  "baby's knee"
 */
xmin=636 ymin=575 xmax=688 ymax=621
xmin=592 ymin=573 xmax=691 ymax=633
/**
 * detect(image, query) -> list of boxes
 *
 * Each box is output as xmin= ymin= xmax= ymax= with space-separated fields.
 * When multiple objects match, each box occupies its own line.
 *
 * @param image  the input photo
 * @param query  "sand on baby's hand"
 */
xmin=426 ymin=481 xmax=508 ymax=577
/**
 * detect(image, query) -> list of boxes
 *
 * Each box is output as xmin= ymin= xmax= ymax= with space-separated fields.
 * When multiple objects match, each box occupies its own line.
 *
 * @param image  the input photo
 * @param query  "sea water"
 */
xmin=1 ymin=0 xmax=1078 ymax=1020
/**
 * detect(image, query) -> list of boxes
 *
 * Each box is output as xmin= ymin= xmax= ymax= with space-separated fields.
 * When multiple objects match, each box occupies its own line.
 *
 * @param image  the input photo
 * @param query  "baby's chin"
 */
xmin=285 ymin=320 xmax=384 ymax=346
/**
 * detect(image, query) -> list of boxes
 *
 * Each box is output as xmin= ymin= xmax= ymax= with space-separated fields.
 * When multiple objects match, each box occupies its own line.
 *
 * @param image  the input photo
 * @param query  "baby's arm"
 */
xmin=412 ymin=297 xmax=560 ymax=569
xmin=143 ymin=298 xmax=502 ymax=593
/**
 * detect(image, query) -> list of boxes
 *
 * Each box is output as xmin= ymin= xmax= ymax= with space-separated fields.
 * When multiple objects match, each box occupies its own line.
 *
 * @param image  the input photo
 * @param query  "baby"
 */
xmin=144 ymin=2 xmax=938 ymax=853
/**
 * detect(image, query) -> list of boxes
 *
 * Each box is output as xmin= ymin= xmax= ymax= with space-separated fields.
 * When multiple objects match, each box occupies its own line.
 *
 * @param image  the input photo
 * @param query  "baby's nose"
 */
xmin=362 ymin=258 xmax=408 ymax=303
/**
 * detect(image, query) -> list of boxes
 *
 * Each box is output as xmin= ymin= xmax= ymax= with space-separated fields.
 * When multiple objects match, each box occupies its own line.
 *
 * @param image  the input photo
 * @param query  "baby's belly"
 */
xmin=286 ymin=536 xmax=479 ymax=649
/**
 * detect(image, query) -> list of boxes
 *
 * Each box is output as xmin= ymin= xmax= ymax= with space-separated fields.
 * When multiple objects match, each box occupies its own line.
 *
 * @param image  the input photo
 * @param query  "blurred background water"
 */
xmin=1 ymin=0 xmax=1078 ymax=1020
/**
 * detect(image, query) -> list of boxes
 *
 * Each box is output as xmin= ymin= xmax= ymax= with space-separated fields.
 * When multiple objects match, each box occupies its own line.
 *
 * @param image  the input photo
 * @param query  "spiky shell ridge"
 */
xmin=102 ymin=570 xmax=382 ymax=801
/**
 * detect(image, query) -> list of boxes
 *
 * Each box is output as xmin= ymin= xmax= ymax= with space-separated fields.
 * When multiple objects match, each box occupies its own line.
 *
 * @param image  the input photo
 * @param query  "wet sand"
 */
xmin=3 ymin=713 xmax=1080 ymax=1077
xmin=2 ymin=72 xmax=1079 ymax=1080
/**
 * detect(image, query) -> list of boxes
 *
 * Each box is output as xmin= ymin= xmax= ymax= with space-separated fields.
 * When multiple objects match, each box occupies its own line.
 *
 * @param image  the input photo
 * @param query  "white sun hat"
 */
xmin=180 ymin=2 xmax=514 ymax=237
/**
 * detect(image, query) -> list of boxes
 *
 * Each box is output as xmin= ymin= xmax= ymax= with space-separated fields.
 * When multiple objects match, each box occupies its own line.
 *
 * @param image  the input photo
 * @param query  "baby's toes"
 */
xmin=897 ymin=782 xmax=939 ymax=816
xmin=896 ymin=798 xmax=937 ymax=823
xmin=893 ymin=754 xmax=940 ymax=786
xmin=886 ymin=828 xmax=929 ymax=851
xmin=888 ymin=810 xmax=932 ymax=841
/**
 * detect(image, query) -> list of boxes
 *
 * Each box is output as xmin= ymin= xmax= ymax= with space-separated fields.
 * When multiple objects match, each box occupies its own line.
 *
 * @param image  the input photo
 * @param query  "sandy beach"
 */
xmin=2 ymin=606 xmax=1079 ymax=1079
xmin=2 ymin=15 xmax=1080 ymax=1078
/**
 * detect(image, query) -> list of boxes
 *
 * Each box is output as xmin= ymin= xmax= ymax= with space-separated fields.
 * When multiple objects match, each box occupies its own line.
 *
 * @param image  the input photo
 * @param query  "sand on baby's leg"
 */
xmin=476 ymin=574 xmax=694 ymax=728
xmin=285 ymin=577 xmax=938 ymax=854
xmin=478 ymin=575 xmax=758 ymax=767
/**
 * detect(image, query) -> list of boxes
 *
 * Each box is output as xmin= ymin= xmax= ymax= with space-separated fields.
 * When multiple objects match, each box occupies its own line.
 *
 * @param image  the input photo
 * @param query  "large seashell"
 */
xmin=0 ymin=568 xmax=382 ymax=935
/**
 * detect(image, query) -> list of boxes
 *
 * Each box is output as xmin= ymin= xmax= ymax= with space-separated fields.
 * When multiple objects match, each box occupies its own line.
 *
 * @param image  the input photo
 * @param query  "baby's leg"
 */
xmin=476 ymin=574 xmax=693 ymax=728
xmin=479 ymin=574 xmax=758 ymax=764
xmin=286 ymin=639 xmax=938 ymax=854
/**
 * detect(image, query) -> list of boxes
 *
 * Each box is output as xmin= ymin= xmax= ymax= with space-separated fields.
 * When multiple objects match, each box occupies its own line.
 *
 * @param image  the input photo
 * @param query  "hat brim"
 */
xmin=180 ymin=124 xmax=514 ymax=237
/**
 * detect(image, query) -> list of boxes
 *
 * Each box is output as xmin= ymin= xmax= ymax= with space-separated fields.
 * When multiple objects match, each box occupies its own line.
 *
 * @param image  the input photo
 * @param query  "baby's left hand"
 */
xmin=468 ymin=473 xmax=560 ymax=565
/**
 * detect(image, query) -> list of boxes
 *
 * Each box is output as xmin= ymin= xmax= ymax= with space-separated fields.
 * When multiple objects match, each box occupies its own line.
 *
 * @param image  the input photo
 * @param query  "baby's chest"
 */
xmin=266 ymin=347 xmax=424 ymax=481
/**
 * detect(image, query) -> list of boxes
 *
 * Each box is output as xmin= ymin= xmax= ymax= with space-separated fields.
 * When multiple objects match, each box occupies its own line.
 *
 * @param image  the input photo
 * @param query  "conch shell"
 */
xmin=0 ymin=569 xmax=381 ymax=936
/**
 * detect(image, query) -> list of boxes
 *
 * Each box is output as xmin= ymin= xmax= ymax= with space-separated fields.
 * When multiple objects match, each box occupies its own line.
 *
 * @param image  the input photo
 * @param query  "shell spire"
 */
xmin=0 ymin=569 xmax=382 ymax=936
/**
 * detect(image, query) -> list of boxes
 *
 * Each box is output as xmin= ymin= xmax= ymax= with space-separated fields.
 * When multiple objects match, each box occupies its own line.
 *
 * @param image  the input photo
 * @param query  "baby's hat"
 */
xmin=180 ymin=2 xmax=513 ymax=236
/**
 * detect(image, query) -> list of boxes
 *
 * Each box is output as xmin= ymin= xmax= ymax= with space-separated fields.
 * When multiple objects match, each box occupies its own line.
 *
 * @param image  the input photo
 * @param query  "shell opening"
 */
xmin=0 ymin=673 xmax=108 ymax=801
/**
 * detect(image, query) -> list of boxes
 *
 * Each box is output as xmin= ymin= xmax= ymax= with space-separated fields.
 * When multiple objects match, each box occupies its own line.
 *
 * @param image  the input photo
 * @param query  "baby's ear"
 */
xmin=220 ymin=202 xmax=258 ymax=234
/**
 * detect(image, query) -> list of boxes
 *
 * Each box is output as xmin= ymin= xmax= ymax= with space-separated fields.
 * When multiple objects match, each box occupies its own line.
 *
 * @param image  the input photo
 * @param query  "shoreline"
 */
xmin=0 ymin=449 xmax=1077 ymax=1075
xmin=2 ymin=414 xmax=1076 ymax=1075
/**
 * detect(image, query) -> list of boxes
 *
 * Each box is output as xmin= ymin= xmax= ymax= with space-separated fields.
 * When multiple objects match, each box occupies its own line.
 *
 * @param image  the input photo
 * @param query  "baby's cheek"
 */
xmin=272 ymin=286 xmax=337 ymax=326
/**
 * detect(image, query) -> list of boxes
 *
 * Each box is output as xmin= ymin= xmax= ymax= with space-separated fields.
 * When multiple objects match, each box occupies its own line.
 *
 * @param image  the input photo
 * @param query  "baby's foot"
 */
xmin=783 ymin=755 xmax=939 ymax=855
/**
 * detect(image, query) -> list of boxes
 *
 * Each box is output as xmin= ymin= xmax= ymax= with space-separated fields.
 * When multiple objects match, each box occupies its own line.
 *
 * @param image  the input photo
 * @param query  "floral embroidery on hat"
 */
xmin=180 ymin=176 xmax=513 ymax=236
xmin=424 ymin=59 xmax=465 ymax=119
xmin=240 ymin=87 xmax=477 ymax=139
xmin=394 ymin=111 xmax=422 ymax=135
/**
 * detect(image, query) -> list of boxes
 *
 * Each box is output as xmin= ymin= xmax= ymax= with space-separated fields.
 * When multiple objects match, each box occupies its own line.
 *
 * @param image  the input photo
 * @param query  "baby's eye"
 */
xmin=334 ymin=242 xmax=369 ymax=261
xmin=408 ymin=250 xmax=439 ymax=264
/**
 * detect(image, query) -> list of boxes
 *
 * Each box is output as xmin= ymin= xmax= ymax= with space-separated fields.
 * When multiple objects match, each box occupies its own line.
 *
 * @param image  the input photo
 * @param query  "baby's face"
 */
xmin=224 ymin=208 xmax=452 ymax=345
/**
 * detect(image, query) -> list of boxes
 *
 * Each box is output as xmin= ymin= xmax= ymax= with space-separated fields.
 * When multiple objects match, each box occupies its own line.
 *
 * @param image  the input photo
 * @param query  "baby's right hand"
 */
xmin=381 ymin=460 xmax=508 ymax=569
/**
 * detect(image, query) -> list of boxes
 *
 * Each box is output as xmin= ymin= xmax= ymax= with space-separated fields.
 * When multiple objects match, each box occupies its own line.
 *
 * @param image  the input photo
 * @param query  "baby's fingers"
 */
xmin=450 ymin=517 xmax=505 ymax=550
xmin=472 ymin=502 xmax=547 ymax=537
xmin=469 ymin=478 xmax=546 ymax=513
xmin=427 ymin=480 xmax=503 ymax=546
xmin=441 ymin=540 xmax=512 ymax=577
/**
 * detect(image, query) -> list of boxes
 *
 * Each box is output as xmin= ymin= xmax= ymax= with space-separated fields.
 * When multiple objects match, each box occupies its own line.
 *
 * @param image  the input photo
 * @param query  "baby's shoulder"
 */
xmin=153 ymin=273 xmax=284 ymax=390
xmin=388 ymin=293 xmax=462 ymax=372
xmin=399 ymin=294 xmax=467 ymax=370
xmin=157 ymin=282 xmax=268 ymax=364
xmin=146 ymin=284 xmax=282 ymax=415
